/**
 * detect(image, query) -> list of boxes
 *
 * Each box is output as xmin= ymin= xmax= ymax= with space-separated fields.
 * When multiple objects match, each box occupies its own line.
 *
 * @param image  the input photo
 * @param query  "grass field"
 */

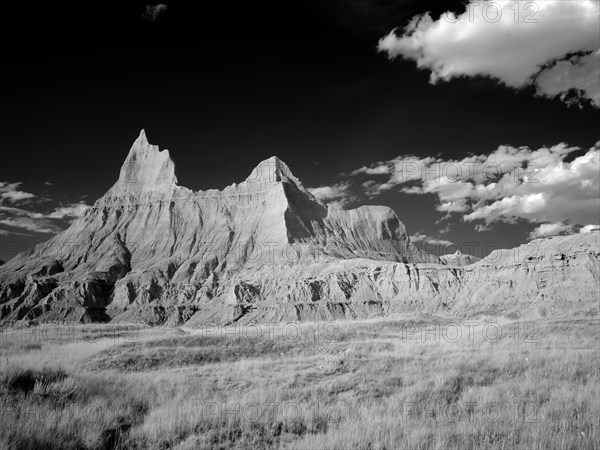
xmin=0 ymin=316 xmax=598 ymax=449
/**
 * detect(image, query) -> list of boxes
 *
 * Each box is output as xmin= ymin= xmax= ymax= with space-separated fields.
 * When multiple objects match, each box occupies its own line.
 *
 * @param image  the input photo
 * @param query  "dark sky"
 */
xmin=1 ymin=1 xmax=599 ymax=260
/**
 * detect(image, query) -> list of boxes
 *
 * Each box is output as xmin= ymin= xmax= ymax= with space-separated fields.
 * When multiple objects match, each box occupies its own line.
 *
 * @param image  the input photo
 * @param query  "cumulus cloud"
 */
xmin=0 ymin=182 xmax=36 ymax=203
xmin=529 ymin=222 xmax=573 ymax=239
xmin=378 ymin=0 xmax=600 ymax=107
xmin=334 ymin=141 xmax=600 ymax=230
xmin=0 ymin=195 xmax=90 ymax=236
xmin=351 ymin=163 xmax=392 ymax=176
xmin=355 ymin=156 xmax=440 ymax=197
xmin=580 ymin=224 xmax=600 ymax=233
xmin=46 ymin=203 xmax=90 ymax=220
xmin=142 ymin=4 xmax=168 ymax=22
xmin=0 ymin=218 xmax=57 ymax=234
xmin=0 ymin=206 xmax=58 ymax=234
xmin=308 ymin=183 xmax=352 ymax=209
xmin=460 ymin=144 xmax=600 ymax=225
xmin=530 ymin=221 xmax=600 ymax=238
xmin=409 ymin=232 xmax=454 ymax=247
xmin=535 ymin=50 xmax=600 ymax=108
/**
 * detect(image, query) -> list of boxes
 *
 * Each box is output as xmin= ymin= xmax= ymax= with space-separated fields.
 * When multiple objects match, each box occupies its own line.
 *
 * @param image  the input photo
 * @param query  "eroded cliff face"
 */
xmin=0 ymin=131 xmax=435 ymax=324
xmin=178 ymin=232 xmax=599 ymax=324
xmin=0 ymin=131 xmax=598 ymax=325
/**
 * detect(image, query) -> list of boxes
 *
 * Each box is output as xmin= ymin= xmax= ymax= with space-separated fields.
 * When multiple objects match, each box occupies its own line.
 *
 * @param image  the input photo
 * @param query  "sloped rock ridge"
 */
xmin=1 ymin=130 xmax=599 ymax=325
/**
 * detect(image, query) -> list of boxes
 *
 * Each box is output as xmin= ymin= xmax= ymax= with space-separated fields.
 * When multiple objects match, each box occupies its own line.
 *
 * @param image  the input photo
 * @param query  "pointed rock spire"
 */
xmin=108 ymin=129 xmax=178 ymax=195
xmin=138 ymin=128 xmax=149 ymax=144
xmin=243 ymin=155 xmax=326 ymax=206
xmin=244 ymin=156 xmax=299 ymax=184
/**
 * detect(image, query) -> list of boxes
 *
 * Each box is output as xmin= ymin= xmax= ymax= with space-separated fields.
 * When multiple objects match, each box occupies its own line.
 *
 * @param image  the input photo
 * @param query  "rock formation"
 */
xmin=440 ymin=250 xmax=480 ymax=266
xmin=1 ymin=131 xmax=598 ymax=325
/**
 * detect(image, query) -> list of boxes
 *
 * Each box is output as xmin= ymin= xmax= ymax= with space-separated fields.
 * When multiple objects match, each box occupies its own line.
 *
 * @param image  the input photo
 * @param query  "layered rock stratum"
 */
xmin=1 ymin=130 xmax=598 ymax=325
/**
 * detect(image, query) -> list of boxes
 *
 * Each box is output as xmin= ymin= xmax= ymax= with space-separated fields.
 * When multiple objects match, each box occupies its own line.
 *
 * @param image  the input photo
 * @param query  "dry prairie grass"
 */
xmin=0 ymin=316 xmax=598 ymax=449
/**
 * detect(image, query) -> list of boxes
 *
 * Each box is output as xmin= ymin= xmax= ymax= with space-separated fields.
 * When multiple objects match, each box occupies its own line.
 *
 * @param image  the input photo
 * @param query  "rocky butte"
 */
xmin=1 ymin=130 xmax=598 ymax=325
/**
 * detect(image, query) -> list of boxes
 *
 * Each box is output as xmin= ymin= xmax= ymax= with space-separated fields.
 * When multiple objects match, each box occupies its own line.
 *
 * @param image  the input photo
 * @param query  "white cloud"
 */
xmin=0 ymin=202 xmax=90 ymax=235
xmin=580 ymin=224 xmax=600 ymax=233
xmin=0 ymin=182 xmax=36 ymax=203
xmin=351 ymin=163 xmax=392 ymax=176
xmin=530 ymin=221 xmax=600 ymax=239
xmin=308 ymin=184 xmax=352 ymax=209
xmin=1 ymin=230 xmax=14 ymax=237
xmin=535 ymin=50 xmax=600 ymax=108
xmin=1 ymin=191 xmax=36 ymax=203
xmin=357 ymin=156 xmax=440 ymax=197
xmin=0 ymin=206 xmax=58 ymax=234
xmin=461 ymin=144 xmax=600 ymax=225
xmin=0 ymin=229 xmax=33 ymax=237
xmin=337 ymin=141 xmax=600 ymax=229
xmin=46 ymin=203 xmax=90 ymax=220
xmin=0 ymin=218 xmax=57 ymax=234
xmin=409 ymin=232 xmax=454 ymax=247
xmin=437 ymin=199 xmax=469 ymax=213
xmin=0 ymin=230 xmax=31 ymax=237
xmin=378 ymin=1 xmax=600 ymax=107
xmin=529 ymin=222 xmax=573 ymax=239
xmin=0 ymin=180 xmax=91 ymax=236
xmin=142 ymin=4 xmax=168 ymax=22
